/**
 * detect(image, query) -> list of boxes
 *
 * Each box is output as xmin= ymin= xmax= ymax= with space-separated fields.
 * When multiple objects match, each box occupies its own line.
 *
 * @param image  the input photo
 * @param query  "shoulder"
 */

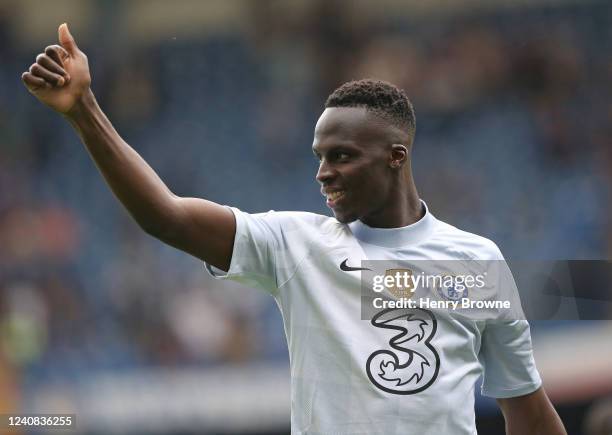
xmin=251 ymin=210 xmax=337 ymax=229
xmin=430 ymin=218 xmax=504 ymax=260
xmin=232 ymin=208 xmax=342 ymax=237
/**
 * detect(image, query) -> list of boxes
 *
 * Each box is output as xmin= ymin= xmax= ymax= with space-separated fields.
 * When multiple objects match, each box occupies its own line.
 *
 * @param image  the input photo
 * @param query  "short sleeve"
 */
xmin=478 ymin=319 xmax=542 ymax=398
xmin=205 ymin=207 xmax=311 ymax=295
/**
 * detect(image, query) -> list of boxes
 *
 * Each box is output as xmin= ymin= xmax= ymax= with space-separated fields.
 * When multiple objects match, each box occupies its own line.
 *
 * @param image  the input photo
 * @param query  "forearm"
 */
xmin=504 ymin=413 xmax=566 ymax=435
xmin=499 ymin=389 xmax=567 ymax=435
xmin=65 ymin=89 xmax=177 ymax=234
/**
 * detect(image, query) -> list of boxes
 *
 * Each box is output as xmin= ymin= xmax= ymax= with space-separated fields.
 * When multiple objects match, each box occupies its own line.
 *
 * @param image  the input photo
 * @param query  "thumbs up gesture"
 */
xmin=22 ymin=23 xmax=92 ymax=114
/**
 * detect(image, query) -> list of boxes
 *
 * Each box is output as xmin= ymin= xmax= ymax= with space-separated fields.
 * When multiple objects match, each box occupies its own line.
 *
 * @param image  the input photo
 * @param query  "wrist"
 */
xmin=64 ymin=88 xmax=97 ymax=123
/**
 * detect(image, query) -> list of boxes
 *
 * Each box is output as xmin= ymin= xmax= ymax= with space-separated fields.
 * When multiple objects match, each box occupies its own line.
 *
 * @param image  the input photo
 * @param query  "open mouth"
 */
xmin=326 ymin=191 xmax=346 ymax=207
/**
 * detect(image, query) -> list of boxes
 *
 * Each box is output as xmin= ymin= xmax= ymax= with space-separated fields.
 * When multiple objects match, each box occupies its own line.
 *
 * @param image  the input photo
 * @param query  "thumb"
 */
xmin=58 ymin=23 xmax=78 ymax=54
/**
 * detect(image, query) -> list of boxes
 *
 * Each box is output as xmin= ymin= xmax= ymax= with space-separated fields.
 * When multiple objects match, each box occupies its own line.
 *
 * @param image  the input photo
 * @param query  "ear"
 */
xmin=389 ymin=144 xmax=408 ymax=169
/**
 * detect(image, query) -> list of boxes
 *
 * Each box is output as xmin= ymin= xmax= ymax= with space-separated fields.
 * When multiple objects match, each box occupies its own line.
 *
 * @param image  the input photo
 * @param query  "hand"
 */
xmin=21 ymin=23 xmax=91 ymax=114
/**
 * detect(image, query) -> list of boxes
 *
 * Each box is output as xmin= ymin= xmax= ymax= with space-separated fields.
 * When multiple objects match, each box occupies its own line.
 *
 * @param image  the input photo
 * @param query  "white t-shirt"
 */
xmin=207 ymin=203 xmax=541 ymax=435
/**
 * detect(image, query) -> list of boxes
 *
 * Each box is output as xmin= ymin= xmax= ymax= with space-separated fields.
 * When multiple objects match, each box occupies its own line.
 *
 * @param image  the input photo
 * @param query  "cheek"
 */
xmin=345 ymin=163 xmax=390 ymax=202
xmin=365 ymin=176 xmax=394 ymax=206
xmin=361 ymin=169 xmax=390 ymax=192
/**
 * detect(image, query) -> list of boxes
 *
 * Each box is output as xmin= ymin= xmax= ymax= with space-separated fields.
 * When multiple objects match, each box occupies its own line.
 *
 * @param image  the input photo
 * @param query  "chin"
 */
xmin=333 ymin=210 xmax=358 ymax=224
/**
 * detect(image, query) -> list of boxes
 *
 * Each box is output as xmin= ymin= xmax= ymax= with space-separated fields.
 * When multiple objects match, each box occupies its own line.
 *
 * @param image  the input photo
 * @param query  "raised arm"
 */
xmin=21 ymin=24 xmax=235 ymax=271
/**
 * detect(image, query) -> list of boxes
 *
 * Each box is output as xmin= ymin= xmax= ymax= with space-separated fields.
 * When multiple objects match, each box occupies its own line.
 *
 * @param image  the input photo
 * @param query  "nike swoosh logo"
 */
xmin=340 ymin=258 xmax=371 ymax=272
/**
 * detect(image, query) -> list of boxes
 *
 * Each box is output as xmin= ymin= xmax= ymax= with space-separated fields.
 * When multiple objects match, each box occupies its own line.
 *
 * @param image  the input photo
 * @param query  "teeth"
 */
xmin=327 ymin=191 xmax=345 ymax=201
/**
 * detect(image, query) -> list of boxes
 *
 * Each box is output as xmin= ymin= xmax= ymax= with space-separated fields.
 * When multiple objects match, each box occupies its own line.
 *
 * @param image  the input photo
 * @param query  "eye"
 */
xmin=337 ymin=152 xmax=350 ymax=161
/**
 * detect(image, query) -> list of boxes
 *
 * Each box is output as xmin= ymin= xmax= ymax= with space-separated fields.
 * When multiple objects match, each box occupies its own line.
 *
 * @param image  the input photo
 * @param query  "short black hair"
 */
xmin=325 ymin=79 xmax=416 ymax=140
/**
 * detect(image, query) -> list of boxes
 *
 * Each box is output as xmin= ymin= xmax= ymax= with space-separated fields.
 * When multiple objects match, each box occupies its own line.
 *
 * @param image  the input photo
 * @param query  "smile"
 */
xmin=327 ymin=191 xmax=346 ymax=201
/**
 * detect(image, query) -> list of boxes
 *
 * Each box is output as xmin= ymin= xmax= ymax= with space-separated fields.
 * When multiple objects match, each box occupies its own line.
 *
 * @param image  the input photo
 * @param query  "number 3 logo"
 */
xmin=366 ymin=308 xmax=440 ymax=395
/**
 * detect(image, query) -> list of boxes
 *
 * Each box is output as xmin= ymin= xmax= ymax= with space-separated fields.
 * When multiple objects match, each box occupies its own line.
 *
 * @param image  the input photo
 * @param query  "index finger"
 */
xmin=36 ymin=53 xmax=69 ymax=79
xmin=45 ymin=45 xmax=69 ymax=66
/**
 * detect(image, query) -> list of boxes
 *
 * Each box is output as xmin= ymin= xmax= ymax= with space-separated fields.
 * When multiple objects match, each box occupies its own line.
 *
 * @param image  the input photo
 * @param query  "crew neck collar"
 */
xmin=348 ymin=201 xmax=436 ymax=248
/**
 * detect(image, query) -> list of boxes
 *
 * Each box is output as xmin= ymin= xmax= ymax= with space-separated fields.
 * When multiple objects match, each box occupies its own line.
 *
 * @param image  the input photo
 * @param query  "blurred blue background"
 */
xmin=1 ymin=0 xmax=611 ymax=433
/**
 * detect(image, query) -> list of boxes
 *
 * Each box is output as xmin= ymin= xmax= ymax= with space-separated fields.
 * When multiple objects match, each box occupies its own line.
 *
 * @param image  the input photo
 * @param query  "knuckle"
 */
xmin=45 ymin=45 xmax=58 ymax=54
xmin=36 ymin=53 xmax=46 ymax=63
xmin=29 ymin=63 xmax=38 ymax=73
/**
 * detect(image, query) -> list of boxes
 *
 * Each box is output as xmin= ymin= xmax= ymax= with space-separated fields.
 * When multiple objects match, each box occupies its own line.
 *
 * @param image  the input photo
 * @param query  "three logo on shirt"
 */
xmin=366 ymin=308 xmax=440 ymax=395
xmin=339 ymin=259 xmax=440 ymax=395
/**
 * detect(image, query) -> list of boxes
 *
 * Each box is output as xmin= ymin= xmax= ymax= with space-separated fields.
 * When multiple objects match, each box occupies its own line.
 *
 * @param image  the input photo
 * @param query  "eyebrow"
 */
xmin=312 ymin=143 xmax=360 ymax=154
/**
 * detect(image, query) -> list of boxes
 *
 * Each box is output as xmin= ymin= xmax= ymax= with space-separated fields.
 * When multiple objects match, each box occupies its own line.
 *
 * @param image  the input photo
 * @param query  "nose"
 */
xmin=316 ymin=159 xmax=336 ymax=184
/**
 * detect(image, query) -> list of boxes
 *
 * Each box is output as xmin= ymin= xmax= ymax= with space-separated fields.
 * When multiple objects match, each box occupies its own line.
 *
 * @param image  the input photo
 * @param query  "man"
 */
xmin=22 ymin=24 xmax=566 ymax=434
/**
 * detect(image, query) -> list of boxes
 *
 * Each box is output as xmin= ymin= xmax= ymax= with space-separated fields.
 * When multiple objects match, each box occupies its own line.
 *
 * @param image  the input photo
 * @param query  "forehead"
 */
xmin=312 ymin=107 xmax=401 ymax=150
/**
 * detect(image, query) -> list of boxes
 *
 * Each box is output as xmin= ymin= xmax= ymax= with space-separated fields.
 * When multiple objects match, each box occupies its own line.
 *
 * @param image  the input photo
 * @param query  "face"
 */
xmin=312 ymin=107 xmax=408 ymax=226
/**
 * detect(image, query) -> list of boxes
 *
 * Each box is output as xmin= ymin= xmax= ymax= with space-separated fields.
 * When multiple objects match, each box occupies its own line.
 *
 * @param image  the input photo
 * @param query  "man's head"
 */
xmin=325 ymin=79 xmax=416 ymax=143
xmin=313 ymin=79 xmax=417 ymax=226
